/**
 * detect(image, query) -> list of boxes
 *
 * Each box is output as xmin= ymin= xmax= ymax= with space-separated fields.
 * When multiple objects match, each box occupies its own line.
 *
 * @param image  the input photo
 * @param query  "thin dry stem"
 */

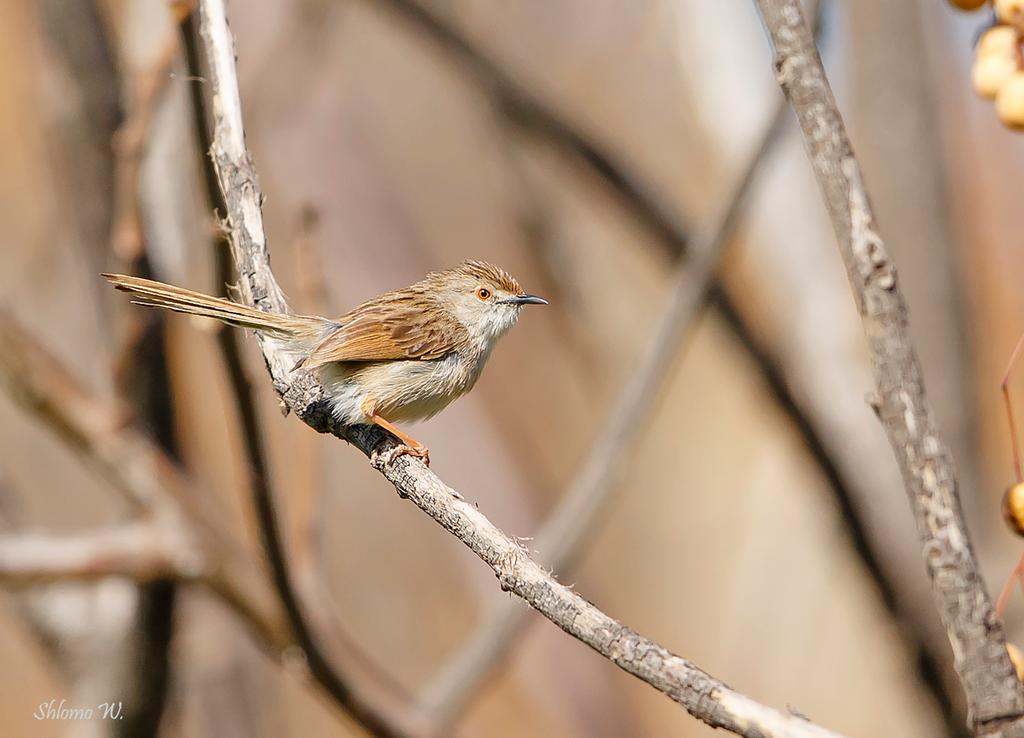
xmin=0 ymin=522 xmax=193 ymax=586
xmin=110 ymin=29 xmax=180 ymax=263
xmin=288 ymin=205 xmax=330 ymax=579
xmin=1002 ymin=333 xmax=1024 ymax=484
xmin=997 ymin=553 xmax=1024 ymax=618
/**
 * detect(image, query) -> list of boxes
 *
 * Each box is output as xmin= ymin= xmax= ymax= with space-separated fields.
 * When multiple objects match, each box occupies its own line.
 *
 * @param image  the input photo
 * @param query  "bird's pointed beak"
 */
xmin=502 ymin=293 xmax=548 ymax=306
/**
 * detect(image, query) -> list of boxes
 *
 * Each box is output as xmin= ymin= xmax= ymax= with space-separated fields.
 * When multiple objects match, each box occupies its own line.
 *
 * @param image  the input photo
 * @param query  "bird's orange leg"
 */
xmin=366 ymin=412 xmax=430 ymax=467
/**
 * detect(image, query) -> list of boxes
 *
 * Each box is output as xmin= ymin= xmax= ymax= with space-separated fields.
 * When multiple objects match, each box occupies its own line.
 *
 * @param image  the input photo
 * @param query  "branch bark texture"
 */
xmin=751 ymin=1 xmax=1024 ymax=734
xmin=195 ymin=0 xmax=843 ymax=735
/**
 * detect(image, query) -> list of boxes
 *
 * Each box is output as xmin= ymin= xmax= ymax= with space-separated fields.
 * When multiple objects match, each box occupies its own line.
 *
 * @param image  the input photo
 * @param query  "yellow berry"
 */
xmin=997 ymin=0 xmax=1024 ymax=23
xmin=979 ymin=26 xmax=1020 ymax=58
xmin=1003 ymin=482 xmax=1024 ymax=535
xmin=950 ymin=0 xmax=989 ymax=9
xmin=1009 ymin=643 xmax=1024 ymax=680
xmin=997 ymin=72 xmax=1024 ymax=128
xmin=974 ymin=55 xmax=1019 ymax=98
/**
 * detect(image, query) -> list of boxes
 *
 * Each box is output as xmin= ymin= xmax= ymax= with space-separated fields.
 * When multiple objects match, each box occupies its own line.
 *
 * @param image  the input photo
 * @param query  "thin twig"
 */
xmin=285 ymin=216 xmax=389 ymax=726
xmin=110 ymin=29 xmax=179 ymax=264
xmin=1002 ymin=333 xmax=1024 ymax=484
xmin=289 ymin=204 xmax=330 ymax=575
xmin=37 ymin=0 xmax=121 ymax=284
xmin=422 ymin=93 xmax=791 ymax=726
xmin=997 ymin=554 xmax=1024 ymax=618
xmin=751 ymin=1 xmax=1024 ymax=734
xmin=193 ymin=1 xmax=844 ymax=735
xmin=292 ymin=204 xmax=330 ymax=315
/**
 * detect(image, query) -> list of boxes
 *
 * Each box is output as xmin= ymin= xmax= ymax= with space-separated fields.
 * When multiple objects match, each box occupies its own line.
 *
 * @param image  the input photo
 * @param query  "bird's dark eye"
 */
xmin=475 ymin=287 xmax=491 ymax=301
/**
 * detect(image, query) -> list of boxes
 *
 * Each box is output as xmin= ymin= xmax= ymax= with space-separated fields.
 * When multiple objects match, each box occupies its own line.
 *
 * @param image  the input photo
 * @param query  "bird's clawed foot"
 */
xmin=378 ymin=442 xmax=431 ymax=467
xmin=366 ymin=412 xmax=431 ymax=466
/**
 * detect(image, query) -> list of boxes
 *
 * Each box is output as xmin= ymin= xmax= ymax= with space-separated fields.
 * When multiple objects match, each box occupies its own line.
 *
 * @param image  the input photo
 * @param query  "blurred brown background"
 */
xmin=1 ymin=0 xmax=1023 ymax=736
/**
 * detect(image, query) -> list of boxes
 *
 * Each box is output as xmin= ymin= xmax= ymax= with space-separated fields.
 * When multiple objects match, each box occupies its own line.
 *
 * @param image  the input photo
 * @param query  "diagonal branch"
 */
xmin=422 ymin=93 xmax=791 ymax=725
xmin=194 ymin=1 xmax=843 ymax=735
xmin=750 ymin=1 xmax=1024 ymax=734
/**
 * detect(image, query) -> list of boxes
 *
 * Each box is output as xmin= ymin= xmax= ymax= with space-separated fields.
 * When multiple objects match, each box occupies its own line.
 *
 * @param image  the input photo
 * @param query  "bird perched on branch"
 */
xmin=103 ymin=261 xmax=546 ymax=465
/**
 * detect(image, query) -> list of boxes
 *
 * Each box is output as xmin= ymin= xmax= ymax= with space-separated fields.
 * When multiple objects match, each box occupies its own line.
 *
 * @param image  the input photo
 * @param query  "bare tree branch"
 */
xmin=179 ymin=13 xmax=434 ymax=738
xmin=0 ymin=522 xmax=192 ymax=586
xmin=193 ymin=1 xmax=845 ymax=735
xmin=373 ymin=451 xmax=848 ymax=738
xmin=750 ymin=1 xmax=1024 ymax=734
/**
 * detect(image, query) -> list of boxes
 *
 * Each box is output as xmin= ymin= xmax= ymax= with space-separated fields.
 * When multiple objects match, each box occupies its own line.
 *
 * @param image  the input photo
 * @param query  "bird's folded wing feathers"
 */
xmin=303 ymin=301 xmax=467 ymax=367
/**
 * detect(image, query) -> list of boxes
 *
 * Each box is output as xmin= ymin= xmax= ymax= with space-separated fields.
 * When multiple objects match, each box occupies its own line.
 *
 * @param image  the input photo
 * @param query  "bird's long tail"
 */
xmin=102 ymin=273 xmax=328 ymax=337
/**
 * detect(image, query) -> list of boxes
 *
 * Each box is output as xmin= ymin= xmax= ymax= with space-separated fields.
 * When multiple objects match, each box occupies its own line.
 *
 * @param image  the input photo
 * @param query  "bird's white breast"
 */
xmin=317 ymin=349 xmax=491 ymax=426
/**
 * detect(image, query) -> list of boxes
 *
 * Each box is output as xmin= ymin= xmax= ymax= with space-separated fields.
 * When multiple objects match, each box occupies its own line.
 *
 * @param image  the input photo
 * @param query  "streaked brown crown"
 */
xmin=432 ymin=260 xmax=523 ymax=295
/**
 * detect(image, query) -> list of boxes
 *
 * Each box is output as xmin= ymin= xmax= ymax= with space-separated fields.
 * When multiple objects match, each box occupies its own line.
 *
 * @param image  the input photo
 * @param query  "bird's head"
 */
xmin=429 ymin=260 xmax=547 ymax=344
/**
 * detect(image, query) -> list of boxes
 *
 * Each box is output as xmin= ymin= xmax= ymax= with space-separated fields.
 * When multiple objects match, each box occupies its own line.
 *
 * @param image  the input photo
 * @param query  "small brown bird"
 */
xmin=103 ymin=261 xmax=546 ymax=464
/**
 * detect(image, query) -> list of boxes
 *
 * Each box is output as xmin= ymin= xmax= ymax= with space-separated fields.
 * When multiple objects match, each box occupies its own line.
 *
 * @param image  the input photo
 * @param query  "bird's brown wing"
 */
xmin=302 ymin=298 xmax=466 ymax=367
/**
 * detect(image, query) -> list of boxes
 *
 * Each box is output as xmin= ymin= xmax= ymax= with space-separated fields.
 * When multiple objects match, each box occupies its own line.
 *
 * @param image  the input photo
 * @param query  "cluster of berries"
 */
xmin=953 ymin=0 xmax=1024 ymax=129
